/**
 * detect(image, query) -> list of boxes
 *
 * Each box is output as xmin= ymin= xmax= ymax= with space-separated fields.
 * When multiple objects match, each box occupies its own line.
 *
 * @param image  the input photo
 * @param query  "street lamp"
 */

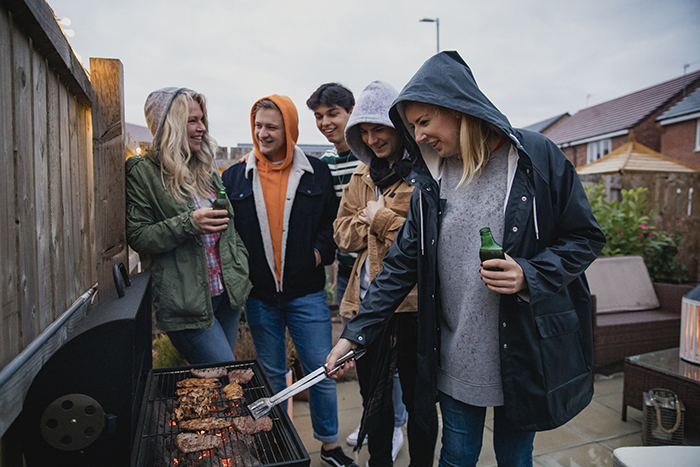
xmin=419 ymin=17 xmax=440 ymax=54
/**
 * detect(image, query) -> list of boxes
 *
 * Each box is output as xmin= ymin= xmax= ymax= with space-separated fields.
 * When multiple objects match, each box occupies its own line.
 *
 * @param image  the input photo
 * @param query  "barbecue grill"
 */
xmin=132 ymin=361 xmax=309 ymax=467
xmin=5 ymin=268 xmax=309 ymax=467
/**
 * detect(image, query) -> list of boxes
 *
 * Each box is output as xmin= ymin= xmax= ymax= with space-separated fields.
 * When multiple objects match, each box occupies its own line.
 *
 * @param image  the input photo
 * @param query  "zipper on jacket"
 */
xmin=419 ymin=190 xmax=425 ymax=256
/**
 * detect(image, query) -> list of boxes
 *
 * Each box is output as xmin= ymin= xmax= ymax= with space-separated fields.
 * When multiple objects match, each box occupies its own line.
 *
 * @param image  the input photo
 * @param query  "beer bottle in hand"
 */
xmin=212 ymin=188 xmax=229 ymax=218
xmin=479 ymin=227 xmax=504 ymax=271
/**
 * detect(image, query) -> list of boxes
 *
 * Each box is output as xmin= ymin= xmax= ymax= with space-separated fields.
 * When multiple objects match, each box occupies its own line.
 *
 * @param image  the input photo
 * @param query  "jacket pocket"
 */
xmin=535 ymin=309 xmax=587 ymax=391
xmin=295 ymin=184 xmax=324 ymax=215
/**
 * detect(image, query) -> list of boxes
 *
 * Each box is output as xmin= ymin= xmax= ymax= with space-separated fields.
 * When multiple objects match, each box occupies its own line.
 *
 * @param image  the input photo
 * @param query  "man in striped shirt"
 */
xmin=306 ymin=83 xmax=361 ymax=309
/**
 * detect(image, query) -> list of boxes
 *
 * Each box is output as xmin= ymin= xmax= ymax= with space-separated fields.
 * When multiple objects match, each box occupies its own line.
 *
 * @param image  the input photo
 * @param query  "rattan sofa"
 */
xmin=592 ymin=282 xmax=694 ymax=369
xmin=586 ymin=255 xmax=694 ymax=370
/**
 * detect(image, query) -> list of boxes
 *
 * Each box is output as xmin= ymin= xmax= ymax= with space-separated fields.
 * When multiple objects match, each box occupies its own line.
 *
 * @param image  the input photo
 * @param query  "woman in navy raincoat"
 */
xmin=327 ymin=52 xmax=605 ymax=467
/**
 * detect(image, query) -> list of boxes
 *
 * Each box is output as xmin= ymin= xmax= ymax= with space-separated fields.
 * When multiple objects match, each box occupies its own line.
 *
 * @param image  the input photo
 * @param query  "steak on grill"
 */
xmin=191 ymin=367 xmax=227 ymax=379
xmin=178 ymin=417 xmax=233 ymax=431
xmin=176 ymin=377 xmax=221 ymax=389
xmin=231 ymin=416 xmax=273 ymax=435
xmin=175 ymin=432 xmax=223 ymax=453
xmin=227 ymin=368 xmax=254 ymax=384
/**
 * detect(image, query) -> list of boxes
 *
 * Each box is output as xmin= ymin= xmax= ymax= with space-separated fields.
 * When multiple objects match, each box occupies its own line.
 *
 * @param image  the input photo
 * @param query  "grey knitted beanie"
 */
xmin=144 ymin=87 xmax=192 ymax=149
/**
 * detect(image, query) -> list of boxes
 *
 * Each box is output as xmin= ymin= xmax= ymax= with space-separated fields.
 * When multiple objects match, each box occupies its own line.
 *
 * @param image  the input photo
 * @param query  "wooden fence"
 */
xmin=0 ymin=0 xmax=127 ymax=441
xmin=580 ymin=172 xmax=700 ymax=282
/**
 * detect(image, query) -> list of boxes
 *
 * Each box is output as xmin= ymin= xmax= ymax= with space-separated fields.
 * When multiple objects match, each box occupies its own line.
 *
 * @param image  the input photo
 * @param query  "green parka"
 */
xmin=125 ymin=150 xmax=252 ymax=332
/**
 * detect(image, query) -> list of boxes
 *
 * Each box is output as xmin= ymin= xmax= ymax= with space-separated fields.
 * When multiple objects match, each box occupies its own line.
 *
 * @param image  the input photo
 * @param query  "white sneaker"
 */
xmin=391 ymin=426 xmax=404 ymax=461
xmin=346 ymin=424 xmax=368 ymax=446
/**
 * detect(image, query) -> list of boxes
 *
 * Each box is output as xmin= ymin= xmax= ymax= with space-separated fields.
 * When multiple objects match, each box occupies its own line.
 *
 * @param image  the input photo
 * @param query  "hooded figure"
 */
xmin=222 ymin=96 xmax=356 ymax=467
xmin=331 ymin=52 xmax=605 ymax=463
xmin=126 ymin=87 xmax=251 ymax=365
xmin=334 ymin=81 xmax=437 ymax=466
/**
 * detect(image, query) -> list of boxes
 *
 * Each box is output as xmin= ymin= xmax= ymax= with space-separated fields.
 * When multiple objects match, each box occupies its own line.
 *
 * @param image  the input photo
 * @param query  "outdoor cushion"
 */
xmin=585 ymin=255 xmax=659 ymax=313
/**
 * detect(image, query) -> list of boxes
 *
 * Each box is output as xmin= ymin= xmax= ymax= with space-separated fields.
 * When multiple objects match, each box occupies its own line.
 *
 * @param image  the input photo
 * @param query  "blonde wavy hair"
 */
xmin=455 ymin=112 xmax=503 ymax=187
xmin=159 ymin=91 xmax=216 ymax=200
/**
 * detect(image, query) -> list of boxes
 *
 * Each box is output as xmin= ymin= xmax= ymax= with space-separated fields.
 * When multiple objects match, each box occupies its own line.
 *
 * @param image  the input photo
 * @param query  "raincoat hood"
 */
xmin=389 ymin=51 xmax=519 ymax=179
xmin=345 ymin=80 xmax=400 ymax=166
xmin=250 ymin=94 xmax=299 ymax=167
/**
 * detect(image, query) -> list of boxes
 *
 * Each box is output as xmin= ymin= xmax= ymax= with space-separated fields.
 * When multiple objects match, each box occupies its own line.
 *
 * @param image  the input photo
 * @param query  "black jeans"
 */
xmin=356 ymin=312 xmax=438 ymax=467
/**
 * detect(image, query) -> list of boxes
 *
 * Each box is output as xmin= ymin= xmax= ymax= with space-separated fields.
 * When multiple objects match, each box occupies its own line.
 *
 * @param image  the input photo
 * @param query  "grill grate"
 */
xmin=132 ymin=360 xmax=309 ymax=467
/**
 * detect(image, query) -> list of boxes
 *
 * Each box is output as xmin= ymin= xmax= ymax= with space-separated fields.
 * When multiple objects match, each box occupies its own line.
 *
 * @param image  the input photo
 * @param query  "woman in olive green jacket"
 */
xmin=126 ymin=87 xmax=251 ymax=364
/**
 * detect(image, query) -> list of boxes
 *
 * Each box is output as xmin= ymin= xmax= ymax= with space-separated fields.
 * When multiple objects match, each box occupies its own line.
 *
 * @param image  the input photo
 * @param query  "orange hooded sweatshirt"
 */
xmin=250 ymin=95 xmax=299 ymax=286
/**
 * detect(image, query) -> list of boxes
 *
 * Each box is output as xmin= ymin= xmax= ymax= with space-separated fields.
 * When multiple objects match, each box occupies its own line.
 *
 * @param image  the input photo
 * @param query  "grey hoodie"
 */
xmin=344 ymin=80 xmax=400 ymax=166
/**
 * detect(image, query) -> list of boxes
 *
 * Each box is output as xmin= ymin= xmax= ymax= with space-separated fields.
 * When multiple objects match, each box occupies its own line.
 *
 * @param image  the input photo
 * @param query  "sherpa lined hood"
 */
xmin=345 ymin=80 xmax=400 ymax=166
xmin=390 ymin=51 xmax=525 ymax=180
xmin=250 ymin=94 xmax=299 ymax=168
xmin=144 ymin=87 xmax=194 ymax=150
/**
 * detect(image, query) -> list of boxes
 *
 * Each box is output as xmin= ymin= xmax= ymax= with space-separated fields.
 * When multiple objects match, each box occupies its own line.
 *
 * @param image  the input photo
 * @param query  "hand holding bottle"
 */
xmin=480 ymin=253 xmax=527 ymax=294
xmin=193 ymin=208 xmax=229 ymax=234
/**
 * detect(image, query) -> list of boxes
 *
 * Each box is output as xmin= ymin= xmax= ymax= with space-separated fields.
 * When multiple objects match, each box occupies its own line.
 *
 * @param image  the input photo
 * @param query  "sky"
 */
xmin=47 ymin=0 xmax=700 ymax=149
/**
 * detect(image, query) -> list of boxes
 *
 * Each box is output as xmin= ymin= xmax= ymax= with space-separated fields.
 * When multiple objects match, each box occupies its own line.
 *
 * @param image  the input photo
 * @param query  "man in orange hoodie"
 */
xmin=222 ymin=96 xmax=356 ymax=467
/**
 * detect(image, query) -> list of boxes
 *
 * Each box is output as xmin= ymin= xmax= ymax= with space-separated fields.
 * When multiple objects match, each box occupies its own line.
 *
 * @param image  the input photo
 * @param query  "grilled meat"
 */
xmin=176 ymin=377 xmax=221 ymax=389
xmin=176 ymin=386 xmax=218 ymax=401
xmin=172 ymin=402 xmax=211 ymax=422
xmin=178 ymin=417 xmax=233 ymax=431
xmin=175 ymin=432 xmax=222 ymax=453
xmin=191 ymin=367 xmax=227 ymax=379
xmin=231 ymin=415 xmax=273 ymax=435
xmin=223 ymin=382 xmax=244 ymax=400
xmin=227 ymin=368 xmax=254 ymax=384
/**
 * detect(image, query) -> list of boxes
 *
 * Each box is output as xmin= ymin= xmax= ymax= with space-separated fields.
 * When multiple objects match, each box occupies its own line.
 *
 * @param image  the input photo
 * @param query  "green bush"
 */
xmin=585 ymin=185 xmax=688 ymax=283
xmin=152 ymin=334 xmax=188 ymax=369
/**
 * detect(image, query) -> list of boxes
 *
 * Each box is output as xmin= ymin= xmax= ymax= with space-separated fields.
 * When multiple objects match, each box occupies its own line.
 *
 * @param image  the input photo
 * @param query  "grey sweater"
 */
xmin=436 ymin=144 xmax=509 ymax=407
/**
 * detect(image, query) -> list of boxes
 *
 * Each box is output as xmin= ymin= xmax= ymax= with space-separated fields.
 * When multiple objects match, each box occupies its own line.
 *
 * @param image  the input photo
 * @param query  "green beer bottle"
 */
xmin=212 ymin=188 xmax=229 ymax=218
xmin=479 ymin=227 xmax=504 ymax=271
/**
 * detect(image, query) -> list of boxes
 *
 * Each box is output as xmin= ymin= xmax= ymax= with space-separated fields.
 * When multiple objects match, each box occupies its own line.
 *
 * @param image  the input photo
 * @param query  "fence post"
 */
xmin=90 ymin=58 xmax=127 ymax=299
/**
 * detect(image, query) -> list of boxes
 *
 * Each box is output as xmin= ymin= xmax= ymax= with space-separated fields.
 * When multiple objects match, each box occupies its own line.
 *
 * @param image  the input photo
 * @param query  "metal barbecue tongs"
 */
xmin=247 ymin=348 xmax=366 ymax=419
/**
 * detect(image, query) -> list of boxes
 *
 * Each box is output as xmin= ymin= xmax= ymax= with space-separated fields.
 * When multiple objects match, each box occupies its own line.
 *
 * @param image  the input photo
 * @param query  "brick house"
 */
xmin=657 ymin=87 xmax=700 ymax=168
xmin=543 ymin=70 xmax=700 ymax=167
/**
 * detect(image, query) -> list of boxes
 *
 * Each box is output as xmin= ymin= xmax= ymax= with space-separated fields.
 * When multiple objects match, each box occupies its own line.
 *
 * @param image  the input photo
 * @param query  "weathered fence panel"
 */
xmin=580 ymin=172 xmax=700 ymax=282
xmin=0 ymin=5 xmax=20 ymax=373
xmin=91 ymin=58 xmax=128 ymax=294
xmin=1 ymin=0 xmax=128 ymax=442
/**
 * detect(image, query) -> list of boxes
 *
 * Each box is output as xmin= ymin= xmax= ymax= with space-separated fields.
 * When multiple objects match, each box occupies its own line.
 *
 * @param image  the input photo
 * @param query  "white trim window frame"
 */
xmin=587 ymin=138 xmax=612 ymax=164
xmin=695 ymin=118 xmax=700 ymax=152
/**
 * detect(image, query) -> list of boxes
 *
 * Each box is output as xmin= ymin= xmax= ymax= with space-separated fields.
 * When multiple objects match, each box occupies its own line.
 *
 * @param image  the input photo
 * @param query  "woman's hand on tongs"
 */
xmin=325 ymin=338 xmax=357 ymax=379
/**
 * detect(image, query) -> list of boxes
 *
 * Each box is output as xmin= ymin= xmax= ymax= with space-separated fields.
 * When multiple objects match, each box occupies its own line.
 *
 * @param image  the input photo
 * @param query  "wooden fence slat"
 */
xmin=90 ymin=58 xmax=127 ymax=296
xmin=58 ymin=86 xmax=75 ymax=303
xmin=12 ymin=25 xmax=39 ymax=348
xmin=46 ymin=71 xmax=67 ymax=318
xmin=79 ymin=104 xmax=96 ymax=292
xmin=0 ymin=7 xmax=19 ymax=368
xmin=33 ymin=49 xmax=51 ymax=330
xmin=68 ymin=97 xmax=83 ymax=297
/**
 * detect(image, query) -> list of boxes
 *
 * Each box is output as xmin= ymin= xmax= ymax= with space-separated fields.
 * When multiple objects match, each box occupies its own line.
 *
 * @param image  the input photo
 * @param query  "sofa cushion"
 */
xmin=585 ymin=255 xmax=659 ymax=313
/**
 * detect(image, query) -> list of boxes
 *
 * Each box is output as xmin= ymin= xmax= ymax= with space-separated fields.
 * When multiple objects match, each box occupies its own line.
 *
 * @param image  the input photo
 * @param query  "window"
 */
xmin=695 ymin=119 xmax=700 ymax=152
xmin=587 ymin=139 xmax=611 ymax=164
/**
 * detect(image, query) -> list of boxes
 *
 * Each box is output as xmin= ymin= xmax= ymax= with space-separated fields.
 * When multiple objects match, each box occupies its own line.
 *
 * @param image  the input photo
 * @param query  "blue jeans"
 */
xmin=168 ymin=292 xmax=240 ymax=365
xmin=438 ymin=391 xmax=535 ymax=467
xmin=245 ymin=290 xmax=338 ymax=443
